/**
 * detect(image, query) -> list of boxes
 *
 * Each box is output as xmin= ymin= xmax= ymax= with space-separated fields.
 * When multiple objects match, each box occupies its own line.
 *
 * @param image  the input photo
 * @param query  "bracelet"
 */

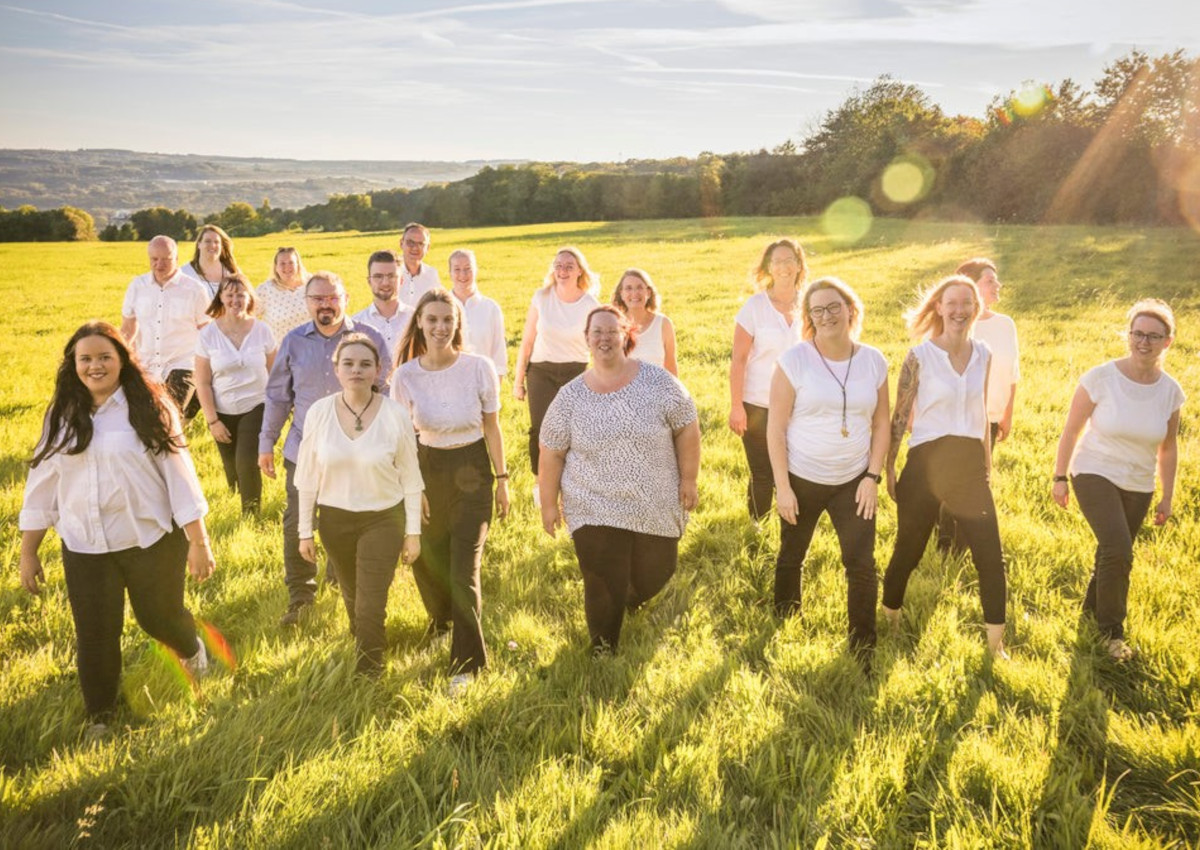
xmin=1053 ymin=475 xmax=1069 ymax=483
xmin=190 ymin=537 xmax=211 ymax=547
xmin=863 ymin=471 xmax=882 ymax=483
xmin=495 ymin=473 xmax=509 ymax=480
xmin=206 ymin=418 xmax=219 ymax=426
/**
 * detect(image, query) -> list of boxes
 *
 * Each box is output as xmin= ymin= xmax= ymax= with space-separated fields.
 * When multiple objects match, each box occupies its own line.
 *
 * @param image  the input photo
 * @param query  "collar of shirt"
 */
xmin=95 ymin=386 xmax=129 ymax=418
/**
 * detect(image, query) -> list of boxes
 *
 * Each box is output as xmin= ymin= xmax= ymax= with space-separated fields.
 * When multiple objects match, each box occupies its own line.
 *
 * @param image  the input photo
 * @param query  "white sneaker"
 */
xmin=448 ymin=673 xmax=473 ymax=698
xmin=84 ymin=722 xmax=111 ymax=743
xmin=183 ymin=638 xmax=209 ymax=678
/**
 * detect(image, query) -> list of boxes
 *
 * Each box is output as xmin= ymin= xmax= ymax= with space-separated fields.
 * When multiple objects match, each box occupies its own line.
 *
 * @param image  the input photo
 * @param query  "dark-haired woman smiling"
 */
xmin=19 ymin=322 xmax=214 ymax=733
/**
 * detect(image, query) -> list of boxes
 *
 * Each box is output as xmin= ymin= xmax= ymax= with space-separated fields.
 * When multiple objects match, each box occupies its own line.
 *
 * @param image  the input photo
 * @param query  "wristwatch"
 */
xmin=863 ymin=471 xmax=882 ymax=483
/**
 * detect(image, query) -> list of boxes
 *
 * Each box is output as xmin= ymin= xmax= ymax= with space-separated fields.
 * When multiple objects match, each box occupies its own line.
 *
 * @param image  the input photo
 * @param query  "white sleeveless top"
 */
xmin=908 ymin=339 xmax=990 ymax=449
xmin=630 ymin=313 xmax=666 ymax=367
xmin=530 ymin=287 xmax=599 ymax=363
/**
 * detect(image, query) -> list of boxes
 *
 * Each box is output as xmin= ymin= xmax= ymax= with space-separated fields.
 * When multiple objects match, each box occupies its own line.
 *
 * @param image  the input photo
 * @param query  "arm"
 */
xmin=982 ymin=351 xmax=993 ymax=477
xmin=392 ymin=404 xmax=425 ymax=561
xmin=728 ymin=323 xmax=753 ymax=435
xmin=997 ymin=383 xmax=1016 ymax=442
xmin=673 ymin=419 xmax=701 ymax=511
xmin=181 ymin=517 xmax=215 ymax=582
xmin=766 ymin=365 xmax=798 ymax=524
xmin=513 ymin=302 xmax=539 ymax=401
xmin=887 ymin=350 xmax=919 ymax=499
xmin=120 ymin=315 xmax=138 ymax=349
xmin=193 ymin=355 xmax=230 ymax=443
xmin=1052 ymin=384 xmax=1097 ymax=509
xmin=1155 ymin=408 xmax=1181 ymax=525
xmin=258 ymin=338 xmax=294 ymax=479
xmin=482 ymin=409 xmax=510 ymax=520
xmin=490 ymin=303 xmax=508 ymax=378
xmin=661 ymin=315 xmax=679 ymax=377
xmin=857 ymin=379 xmax=891 ymax=520
xmin=538 ymin=446 xmax=566 ymax=535
xmin=19 ymin=529 xmax=49 ymax=594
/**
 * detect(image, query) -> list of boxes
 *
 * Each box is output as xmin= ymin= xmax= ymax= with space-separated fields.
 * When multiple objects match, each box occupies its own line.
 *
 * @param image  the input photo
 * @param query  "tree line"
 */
xmin=3 ymin=49 xmax=1195 ymax=243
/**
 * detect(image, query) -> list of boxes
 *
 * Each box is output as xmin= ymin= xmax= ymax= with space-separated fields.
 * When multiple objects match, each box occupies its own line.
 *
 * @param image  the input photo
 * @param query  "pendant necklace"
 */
xmin=813 ymin=340 xmax=856 ymax=437
xmin=340 ymin=393 xmax=372 ymax=432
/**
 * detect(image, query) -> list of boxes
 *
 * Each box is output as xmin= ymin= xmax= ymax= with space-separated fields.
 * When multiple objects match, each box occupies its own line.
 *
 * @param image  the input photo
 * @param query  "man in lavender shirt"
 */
xmin=258 ymin=271 xmax=390 ymax=626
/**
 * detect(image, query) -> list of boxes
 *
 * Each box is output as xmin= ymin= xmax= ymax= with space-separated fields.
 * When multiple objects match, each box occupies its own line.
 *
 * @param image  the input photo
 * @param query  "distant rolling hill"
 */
xmin=0 ymin=149 xmax=522 ymax=223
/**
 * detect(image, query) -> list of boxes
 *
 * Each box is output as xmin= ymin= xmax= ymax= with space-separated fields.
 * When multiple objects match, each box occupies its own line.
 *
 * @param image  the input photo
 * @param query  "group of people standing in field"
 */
xmin=16 ymin=224 xmax=1183 ymax=736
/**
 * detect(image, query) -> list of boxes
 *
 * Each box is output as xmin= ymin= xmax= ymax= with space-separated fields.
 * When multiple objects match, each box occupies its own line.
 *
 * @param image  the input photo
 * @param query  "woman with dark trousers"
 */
xmin=194 ymin=273 xmax=277 ymax=514
xmin=882 ymin=275 xmax=1009 ymax=658
xmin=19 ymin=322 xmax=215 ymax=734
xmin=767 ymin=278 xmax=890 ymax=658
xmin=729 ymin=238 xmax=807 ymax=525
xmin=512 ymin=247 xmax=600 ymax=501
xmin=296 ymin=334 xmax=423 ymax=676
xmin=1053 ymin=299 xmax=1182 ymax=662
xmin=394 ymin=290 xmax=509 ymax=696
xmin=540 ymin=306 xmax=700 ymax=654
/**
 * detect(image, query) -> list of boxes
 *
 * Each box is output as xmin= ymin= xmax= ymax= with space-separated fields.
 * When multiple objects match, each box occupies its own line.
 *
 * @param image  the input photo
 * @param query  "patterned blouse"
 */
xmin=540 ymin=361 xmax=698 ymax=537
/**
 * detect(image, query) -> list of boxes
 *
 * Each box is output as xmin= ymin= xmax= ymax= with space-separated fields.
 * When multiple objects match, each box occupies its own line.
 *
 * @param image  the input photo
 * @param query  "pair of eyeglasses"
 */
xmin=402 ymin=239 xmax=428 ymax=248
xmin=1130 ymin=330 xmax=1165 ymax=343
xmin=809 ymin=302 xmax=844 ymax=319
xmin=307 ymin=295 xmax=342 ymax=304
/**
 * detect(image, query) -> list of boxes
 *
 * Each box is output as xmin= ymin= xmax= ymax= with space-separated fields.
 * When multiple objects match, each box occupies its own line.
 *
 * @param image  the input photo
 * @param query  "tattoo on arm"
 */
xmin=889 ymin=351 xmax=919 ymax=467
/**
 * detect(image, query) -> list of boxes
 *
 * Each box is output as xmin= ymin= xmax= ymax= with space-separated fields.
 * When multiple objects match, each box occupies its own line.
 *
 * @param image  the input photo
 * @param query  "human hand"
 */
xmin=495 ymin=479 xmax=510 ymax=519
xmin=421 ymin=493 xmax=431 ymax=525
xmin=1154 ymin=498 xmax=1172 ymax=525
xmin=776 ymin=487 xmax=798 ymax=525
xmin=188 ymin=539 xmax=215 ymax=582
xmin=400 ymin=535 xmax=421 ymax=565
xmin=19 ymin=552 xmax=44 ymax=595
xmin=728 ymin=406 xmax=747 ymax=436
xmin=855 ymin=477 xmax=878 ymax=520
xmin=679 ymin=480 xmax=699 ymax=511
xmin=299 ymin=538 xmax=317 ymax=563
xmin=258 ymin=452 xmax=276 ymax=479
xmin=541 ymin=502 xmax=561 ymax=536
xmin=513 ymin=383 xmax=527 ymax=402
xmin=1051 ymin=480 xmax=1070 ymax=509
xmin=208 ymin=420 xmax=233 ymax=443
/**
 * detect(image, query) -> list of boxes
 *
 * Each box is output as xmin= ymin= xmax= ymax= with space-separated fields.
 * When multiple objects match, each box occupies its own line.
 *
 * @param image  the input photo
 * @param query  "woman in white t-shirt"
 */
xmin=194 ymin=274 xmax=277 ymax=514
xmin=1052 ymin=299 xmax=1183 ymax=663
xmin=882 ymin=275 xmax=1009 ymax=658
xmin=729 ymin=238 xmax=807 ymax=524
xmin=766 ymin=278 xmax=889 ymax=660
xmin=611 ymin=268 xmax=678 ymax=376
xmin=513 ymin=247 xmax=601 ymax=492
xmin=296 ymin=334 xmax=423 ymax=676
xmin=394 ymin=290 xmax=509 ymax=696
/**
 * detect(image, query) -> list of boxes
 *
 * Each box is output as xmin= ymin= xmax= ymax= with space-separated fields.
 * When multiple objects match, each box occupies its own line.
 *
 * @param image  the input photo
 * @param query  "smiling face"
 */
xmin=586 ymin=309 xmax=627 ymax=362
xmin=334 ymin=342 xmax=379 ymax=392
xmin=306 ymin=278 xmax=345 ymax=327
xmin=219 ymin=280 xmax=250 ymax=316
xmin=976 ymin=268 xmax=1001 ymax=308
xmin=74 ymin=333 xmax=123 ymax=406
xmin=275 ymin=250 xmax=299 ymax=283
xmin=418 ymin=300 xmax=459 ymax=352
xmin=401 ymin=228 xmax=429 ymax=267
xmin=619 ymin=274 xmax=650 ymax=311
xmin=198 ymin=229 xmax=223 ymax=259
xmin=807 ymin=287 xmax=850 ymax=341
xmin=449 ymin=254 xmax=475 ymax=290
xmin=768 ymin=245 xmax=801 ymax=290
xmin=1128 ymin=314 xmax=1171 ymax=362
xmin=148 ymin=239 xmax=178 ymax=284
xmin=935 ymin=283 xmax=979 ymax=334
xmin=367 ymin=259 xmax=399 ymax=303
xmin=553 ymin=251 xmax=582 ymax=288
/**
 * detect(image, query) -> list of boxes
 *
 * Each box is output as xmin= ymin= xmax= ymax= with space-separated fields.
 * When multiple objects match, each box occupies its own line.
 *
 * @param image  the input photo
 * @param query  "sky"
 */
xmin=0 ymin=0 xmax=1197 ymax=163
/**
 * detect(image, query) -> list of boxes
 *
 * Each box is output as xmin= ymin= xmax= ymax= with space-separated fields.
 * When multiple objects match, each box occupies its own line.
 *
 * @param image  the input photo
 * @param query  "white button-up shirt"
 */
xmin=398 ymin=262 xmax=442 ymax=308
xmin=353 ymin=301 xmax=414 ymax=364
xmin=457 ymin=290 xmax=508 ymax=376
xmin=19 ymin=389 xmax=209 ymax=553
xmin=121 ymin=269 xmax=211 ymax=381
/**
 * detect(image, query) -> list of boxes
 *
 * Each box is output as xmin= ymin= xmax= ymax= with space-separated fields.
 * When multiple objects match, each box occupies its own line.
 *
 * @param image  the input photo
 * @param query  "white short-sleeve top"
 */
xmin=1070 ymin=361 xmax=1185 ymax=492
xmin=530 ymin=287 xmax=600 ymax=363
xmin=459 ymin=291 xmax=508 ymax=377
xmin=777 ymin=341 xmax=889 ymax=484
xmin=254 ymin=280 xmax=310 ymax=343
xmin=195 ymin=320 xmax=276 ymax=415
xmin=630 ymin=313 xmax=666 ymax=368
xmin=973 ymin=313 xmax=1020 ymax=423
xmin=908 ymin=339 xmax=990 ymax=449
xmin=393 ymin=352 xmax=500 ymax=448
xmin=121 ymin=271 xmax=211 ymax=381
xmin=735 ymin=291 xmax=804 ymax=407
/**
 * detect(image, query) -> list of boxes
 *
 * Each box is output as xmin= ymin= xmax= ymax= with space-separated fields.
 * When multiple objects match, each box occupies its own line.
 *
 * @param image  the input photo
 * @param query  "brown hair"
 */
xmin=206 ymin=273 xmax=257 ymax=318
xmin=585 ymin=305 xmax=637 ymax=355
xmin=800 ymin=277 xmax=864 ymax=341
xmin=752 ymin=238 xmax=808 ymax=292
xmin=611 ymin=268 xmax=660 ymax=314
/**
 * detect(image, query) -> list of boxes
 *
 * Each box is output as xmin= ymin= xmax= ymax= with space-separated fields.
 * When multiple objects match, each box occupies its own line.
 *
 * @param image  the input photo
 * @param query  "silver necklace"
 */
xmin=813 ymin=340 xmax=856 ymax=437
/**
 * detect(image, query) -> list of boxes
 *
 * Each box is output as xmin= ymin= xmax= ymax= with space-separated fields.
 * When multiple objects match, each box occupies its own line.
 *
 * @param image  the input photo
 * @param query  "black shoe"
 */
xmin=279 ymin=601 xmax=312 ymax=627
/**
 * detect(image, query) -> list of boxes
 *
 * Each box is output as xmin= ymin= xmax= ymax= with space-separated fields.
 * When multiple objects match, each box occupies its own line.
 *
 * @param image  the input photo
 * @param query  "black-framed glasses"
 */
xmin=307 ymin=294 xmax=342 ymax=304
xmin=1130 ymin=330 xmax=1165 ymax=343
xmin=809 ymin=302 xmax=844 ymax=319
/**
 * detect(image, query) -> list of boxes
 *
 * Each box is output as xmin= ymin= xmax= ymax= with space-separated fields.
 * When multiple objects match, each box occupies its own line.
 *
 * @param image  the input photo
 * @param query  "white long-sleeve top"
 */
xmin=295 ymin=393 xmax=424 ymax=537
xmin=19 ymin=388 xmax=209 ymax=553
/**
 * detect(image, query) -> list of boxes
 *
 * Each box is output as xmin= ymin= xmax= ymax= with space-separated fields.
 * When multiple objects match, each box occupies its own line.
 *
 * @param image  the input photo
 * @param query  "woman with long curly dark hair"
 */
xmin=19 ymin=322 xmax=215 ymax=736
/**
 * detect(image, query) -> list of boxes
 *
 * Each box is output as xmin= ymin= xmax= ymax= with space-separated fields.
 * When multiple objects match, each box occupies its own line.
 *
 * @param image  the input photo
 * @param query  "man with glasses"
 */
xmin=354 ymin=250 xmax=414 ymax=363
xmin=258 ymin=272 xmax=390 ymax=626
xmin=398 ymin=222 xmax=441 ymax=307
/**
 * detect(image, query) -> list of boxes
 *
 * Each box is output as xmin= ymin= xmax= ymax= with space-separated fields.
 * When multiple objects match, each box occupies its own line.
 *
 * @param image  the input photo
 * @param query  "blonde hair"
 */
xmin=611 ymin=268 xmax=660 ymax=314
xmin=800 ymin=277 xmax=864 ymax=341
xmin=541 ymin=246 xmax=598 ymax=295
xmin=904 ymin=275 xmax=981 ymax=339
xmin=1127 ymin=298 xmax=1175 ymax=338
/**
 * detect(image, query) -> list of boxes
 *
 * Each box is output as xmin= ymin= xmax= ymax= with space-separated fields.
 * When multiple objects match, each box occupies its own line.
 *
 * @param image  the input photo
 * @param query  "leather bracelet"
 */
xmin=1053 ymin=475 xmax=1069 ymax=483
xmin=495 ymin=473 xmax=509 ymax=480
xmin=206 ymin=418 xmax=219 ymax=426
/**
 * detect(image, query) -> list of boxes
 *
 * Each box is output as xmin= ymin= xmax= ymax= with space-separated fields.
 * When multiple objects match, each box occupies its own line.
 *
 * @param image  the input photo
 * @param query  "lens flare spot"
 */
xmin=881 ymin=157 xmax=933 ymax=204
xmin=1013 ymin=82 xmax=1051 ymax=117
xmin=199 ymin=620 xmax=237 ymax=671
xmin=822 ymin=197 xmax=873 ymax=245
xmin=1176 ymin=156 xmax=1200 ymax=236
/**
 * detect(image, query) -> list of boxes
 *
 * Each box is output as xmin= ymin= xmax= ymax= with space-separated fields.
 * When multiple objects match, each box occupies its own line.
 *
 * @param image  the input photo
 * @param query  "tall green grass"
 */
xmin=1 ymin=217 xmax=1198 ymax=848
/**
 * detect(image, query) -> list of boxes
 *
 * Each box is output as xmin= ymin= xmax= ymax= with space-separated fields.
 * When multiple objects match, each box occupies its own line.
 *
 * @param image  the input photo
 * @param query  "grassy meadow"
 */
xmin=1 ymin=216 xmax=1199 ymax=848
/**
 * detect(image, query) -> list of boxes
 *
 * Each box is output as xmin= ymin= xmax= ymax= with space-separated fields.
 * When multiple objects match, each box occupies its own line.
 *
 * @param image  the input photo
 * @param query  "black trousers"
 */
xmin=936 ymin=421 xmax=1001 ymax=552
xmin=571 ymin=525 xmax=679 ymax=652
xmin=318 ymin=502 xmax=405 ymax=674
xmin=214 ymin=403 xmax=264 ymax=514
xmin=1072 ymin=473 xmax=1153 ymax=640
xmin=775 ymin=471 xmax=877 ymax=649
xmin=882 ymin=436 xmax=1007 ymax=625
xmin=413 ymin=440 xmax=493 ymax=675
xmin=527 ymin=360 xmax=586 ymax=475
xmin=741 ymin=403 xmax=774 ymax=521
xmin=164 ymin=369 xmax=201 ymax=422
xmin=61 ymin=527 xmax=199 ymax=720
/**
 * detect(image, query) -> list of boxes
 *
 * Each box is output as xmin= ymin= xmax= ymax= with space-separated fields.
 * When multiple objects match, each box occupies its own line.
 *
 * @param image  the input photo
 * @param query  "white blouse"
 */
xmin=973 ymin=313 xmax=1020 ymax=423
xmin=777 ymin=341 xmax=889 ymax=484
xmin=459 ymin=291 xmax=508 ymax=377
xmin=195 ymin=320 xmax=276 ymax=415
xmin=1071 ymin=361 xmax=1185 ymax=492
xmin=908 ymin=339 xmax=990 ymax=449
xmin=630 ymin=313 xmax=666 ymax=368
xmin=19 ymin=388 xmax=209 ymax=553
xmin=735 ymin=292 xmax=804 ymax=407
xmin=392 ymin=353 xmax=500 ymax=448
xmin=530 ymin=287 xmax=600 ymax=363
xmin=295 ymin=394 xmax=424 ymax=537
